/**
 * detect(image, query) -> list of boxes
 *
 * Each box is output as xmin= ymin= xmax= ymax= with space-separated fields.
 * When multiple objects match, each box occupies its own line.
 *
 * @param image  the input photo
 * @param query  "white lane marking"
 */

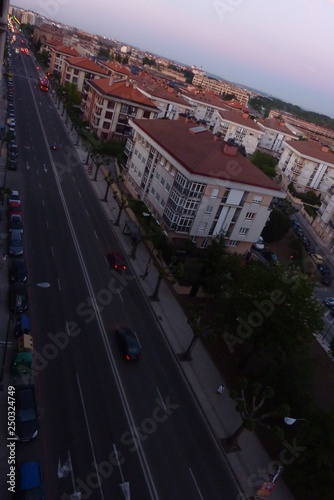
xmin=118 ymin=289 xmax=123 ymax=302
xmin=76 ymin=373 xmax=105 ymax=499
xmin=42 ymin=200 xmax=45 ymax=207
xmin=94 ymin=230 xmax=98 ymax=240
xmin=39 ymin=183 xmax=42 ymax=190
xmin=189 ymin=468 xmax=204 ymax=500
xmin=51 ymin=246 xmax=54 ymax=257
xmin=156 ymin=387 xmax=165 ymax=410
xmin=46 ymin=220 xmax=49 ymax=229
xmin=78 ymin=190 xmax=82 ymax=198
xmin=57 ymin=279 xmax=61 ymax=290
xmin=85 ymin=208 xmax=89 ymax=217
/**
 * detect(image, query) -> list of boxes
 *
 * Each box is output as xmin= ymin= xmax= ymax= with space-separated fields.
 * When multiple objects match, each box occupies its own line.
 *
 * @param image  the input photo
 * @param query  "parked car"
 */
xmin=9 ymin=189 xmax=20 ymax=204
xmin=9 ymin=257 xmax=27 ymax=282
xmin=107 ymin=251 xmax=126 ymax=271
xmin=15 ymin=314 xmax=31 ymax=337
xmin=252 ymin=236 xmax=265 ymax=251
xmin=263 ymin=249 xmax=279 ymax=264
xmin=8 ymin=228 xmax=23 ymax=256
xmin=116 ymin=327 xmax=141 ymax=361
xmin=16 ymin=461 xmax=44 ymax=499
xmin=317 ymin=264 xmax=331 ymax=276
xmin=9 ymin=283 xmax=28 ymax=313
xmin=323 ymin=297 xmax=334 ymax=307
xmin=9 ymin=214 xmax=23 ymax=230
xmin=310 ymin=253 xmax=324 ymax=265
xmin=8 ymin=201 xmax=22 ymax=219
xmin=7 ymin=118 xmax=15 ymax=127
xmin=8 ymin=157 xmax=17 ymax=171
xmin=15 ymin=385 xmax=38 ymax=441
xmin=321 ymin=275 xmax=332 ymax=287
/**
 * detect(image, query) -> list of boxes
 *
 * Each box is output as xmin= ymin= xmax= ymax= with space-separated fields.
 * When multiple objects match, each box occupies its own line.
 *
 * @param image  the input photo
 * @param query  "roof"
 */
xmin=134 ymin=73 xmax=192 ymax=106
xmin=285 ymin=140 xmax=334 ymax=165
xmin=132 ymin=119 xmax=282 ymax=192
xmin=89 ymin=78 xmax=158 ymax=110
xmin=259 ymin=118 xmax=295 ymax=137
xmin=218 ymin=109 xmax=262 ymax=131
xmin=65 ymin=56 xmax=108 ymax=75
xmin=182 ymin=89 xmax=229 ymax=110
xmin=99 ymin=60 xmax=131 ymax=75
xmin=49 ymin=43 xmax=79 ymax=57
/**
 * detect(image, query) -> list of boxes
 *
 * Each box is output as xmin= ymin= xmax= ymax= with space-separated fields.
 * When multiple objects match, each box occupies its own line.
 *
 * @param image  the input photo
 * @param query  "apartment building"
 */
xmin=125 ymin=119 xmax=285 ymax=252
xmin=277 ymin=140 xmax=334 ymax=246
xmin=211 ymin=109 xmax=262 ymax=155
xmin=192 ymin=74 xmax=250 ymax=106
xmin=44 ymin=41 xmax=79 ymax=74
xmin=134 ymin=73 xmax=192 ymax=119
xmin=83 ymin=77 xmax=158 ymax=141
xmin=97 ymin=60 xmax=131 ymax=80
xmin=181 ymin=89 xmax=229 ymax=123
xmin=258 ymin=118 xmax=296 ymax=154
xmin=0 ymin=0 xmax=10 ymax=83
xmin=60 ymin=56 xmax=108 ymax=92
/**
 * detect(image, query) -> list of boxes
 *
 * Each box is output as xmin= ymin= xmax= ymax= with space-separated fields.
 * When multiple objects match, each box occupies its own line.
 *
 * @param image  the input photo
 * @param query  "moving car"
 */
xmin=50 ymin=142 xmax=57 ymax=150
xmin=9 ymin=258 xmax=27 ymax=282
xmin=116 ymin=327 xmax=141 ymax=361
xmin=8 ymin=228 xmax=23 ymax=256
xmin=107 ymin=251 xmax=126 ymax=271
xmin=16 ymin=461 xmax=44 ymax=499
xmin=9 ymin=283 xmax=28 ymax=313
xmin=15 ymin=385 xmax=38 ymax=442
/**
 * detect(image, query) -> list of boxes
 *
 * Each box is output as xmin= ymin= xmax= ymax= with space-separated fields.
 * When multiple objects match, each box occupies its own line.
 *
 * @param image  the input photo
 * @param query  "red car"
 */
xmin=107 ymin=251 xmax=126 ymax=271
xmin=8 ymin=201 xmax=22 ymax=219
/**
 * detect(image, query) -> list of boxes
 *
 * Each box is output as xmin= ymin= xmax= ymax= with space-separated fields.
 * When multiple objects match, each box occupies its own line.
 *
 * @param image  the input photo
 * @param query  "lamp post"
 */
xmin=142 ymin=212 xmax=154 ymax=280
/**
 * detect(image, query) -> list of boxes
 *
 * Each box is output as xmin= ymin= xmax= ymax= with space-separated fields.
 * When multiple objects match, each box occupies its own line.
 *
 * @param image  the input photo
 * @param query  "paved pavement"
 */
xmin=0 ymin=79 xmax=298 ymax=499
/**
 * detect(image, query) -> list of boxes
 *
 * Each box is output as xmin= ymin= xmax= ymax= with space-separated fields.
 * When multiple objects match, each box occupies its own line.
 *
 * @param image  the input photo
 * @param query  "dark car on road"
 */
xmin=9 ymin=283 xmax=28 ymax=313
xmin=9 ymin=258 xmax=27 ymax=282
xmin=8 ymin=228 xmax=23 ymax=256
xmin=9 ymin=214 xmax=23 ymax=230
xmin=116 ymin=327 xmax=141 ymax=361
xmin=107 ymin=251 xmax=126 ymax=271
xmin=16 ymin=461 xmax=45 ymax=499
xmin=15 ymin=385 xmax=38 ymax=442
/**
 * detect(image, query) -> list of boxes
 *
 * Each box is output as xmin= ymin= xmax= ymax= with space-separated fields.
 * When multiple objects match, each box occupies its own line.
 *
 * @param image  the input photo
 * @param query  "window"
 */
xmin=155 ymin=172 xmax=160 ymax=180
xmin=143 ymin=110 xmax=150 ymax=119
xmin=165 ymin=183 xmax=171 ymax=192
xmin=138 ymin=153 xmax=142 ymax=160
xmin=156 ymin=193 xmax=160 ymax=202
xmin=201 ymin=237 xmax=209 ymax=248
xmin=205 ymin=206 xmax=213 ymax=214
xmin=134 ymin=149 xmax=138 ymax=157
xmin=245 ymin=212 xmax=255 ymax=220
xmin=160 ymin=177 xmax=165 ymax=186
xmin=141 ymin=156 xmax=146 ymax=165
xmin=239 ymin=227 xmax=249 ymax=236
xmin=161 ymin=199 xmax=165 ymax=208
xmin=151 ymin=187 xmax=155 ymax=195
xmin=252 ymin=196 xmax=263 ymax=204
xmin=198 ymin=222 xmax=207 ymax=232
xmin=192 ymin=236 xmax=197 ymax=244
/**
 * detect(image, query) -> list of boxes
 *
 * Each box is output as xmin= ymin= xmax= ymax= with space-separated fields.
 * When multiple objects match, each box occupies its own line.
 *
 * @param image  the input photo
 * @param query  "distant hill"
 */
xmin=250 ymin=95 xmax=334 ymax=130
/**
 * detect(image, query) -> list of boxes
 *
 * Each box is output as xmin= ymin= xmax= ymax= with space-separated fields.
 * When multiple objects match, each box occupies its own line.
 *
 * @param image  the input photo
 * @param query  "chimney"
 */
xmin=109 ymin=74 xmax=113 ymax=86
xmin=279 ymin=121 xmax=285 ymax=127
xmin=126 ymin=80 xmax=130 ymax=87
xmin=223 ymin=139 xmax=238 ymax=156
xmin=133 ymin=81 xmax=138 ymax=89
xmin=242 ymin=112 xmax=249 ymax=119
xmin=321 ymin=145 xmax=330 ymax=153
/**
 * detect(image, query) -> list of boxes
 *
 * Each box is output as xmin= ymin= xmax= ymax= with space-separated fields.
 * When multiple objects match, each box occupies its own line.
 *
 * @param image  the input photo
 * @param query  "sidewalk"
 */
xmin=63 ymin=109 xmax=296 ymax=499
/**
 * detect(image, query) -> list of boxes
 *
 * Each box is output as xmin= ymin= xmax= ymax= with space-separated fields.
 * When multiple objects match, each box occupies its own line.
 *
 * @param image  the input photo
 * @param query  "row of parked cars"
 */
xmin=6 ymin=35 xmax=45 ymax=499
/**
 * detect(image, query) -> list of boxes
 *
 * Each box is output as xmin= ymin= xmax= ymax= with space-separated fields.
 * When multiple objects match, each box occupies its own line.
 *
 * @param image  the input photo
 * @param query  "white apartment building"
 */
xmin=192 ymin=74 xmax=250 ymax=106
xmin=211 ymin=109 xmax=263 ymax=155
xmin=258 ymin=118 xmax=296 ymax=154
xmin=125 ymin=119 xmax=285 ymax=252
xmin=278 ymin=140 xmax=334 ymax=247
xmin=60 ymin=56 xmax=108 ymax=92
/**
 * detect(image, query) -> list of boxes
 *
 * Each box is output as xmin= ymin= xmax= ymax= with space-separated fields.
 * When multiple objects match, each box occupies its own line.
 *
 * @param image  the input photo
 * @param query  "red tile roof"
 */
xmin=259 ymin=118 xmax=295 ymax=137
xmin=285 ymin=140 xmax=334 ymax=164
xmin=182 ymin=89 xmax=228 ymax=110
xmin=218 ymin=109 xmax=262 ymax=131
xmin=99 ymin=61 xmax=131 ymax=75
xmin=133 ymin=74 xmax=191 ymax=105
xmin=51 ymin=44 xmax=79 ymax=57
xmin=132 ymin=119 xmax=282 ymax=192
xmin=65 ymin=56 xmax=108 ymax=75
xmin=90 ymin=78 xmax=158 ymax=109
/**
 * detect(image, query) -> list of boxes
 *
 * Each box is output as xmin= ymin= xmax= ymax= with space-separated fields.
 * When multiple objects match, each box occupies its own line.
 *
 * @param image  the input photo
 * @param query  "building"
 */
xmin=277 ymin=140 xmax=334 ymax=247
xmin=181 ymin=88 xmax=229 ymax=123
xmin=211 ymin=109 xmax=263 ymax=155
xmin=0 ymin=0 xmax=10 ymax=84
xmin=192 ymin=74 xmax=250 ymax=106
xmin=97 ymin=60 xmax=131 ymax=80
xmin=258 ymin=118 xmax=296 ymax=154
xmin=134 ymin=72 xmax=192 ymax=120
xmin=60 ymin=56 xmax=108 ymax=92
xmin=44 ymin=41 xmax=79 ymax=74
xmin=83 ymin=77 xmax=159 ymax=141
xmin=125 ymin=119 xmax=285 ymax=252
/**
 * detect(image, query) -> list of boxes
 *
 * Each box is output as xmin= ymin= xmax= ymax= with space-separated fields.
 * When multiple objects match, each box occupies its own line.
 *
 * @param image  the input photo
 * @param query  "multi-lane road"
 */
xmin=7 ymin=45 xmax=240 ymax=499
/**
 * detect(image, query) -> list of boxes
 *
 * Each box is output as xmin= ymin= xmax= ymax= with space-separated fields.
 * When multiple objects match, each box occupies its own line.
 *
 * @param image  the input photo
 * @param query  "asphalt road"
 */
xmin=8 ymin=46 xmax=239 ymax=499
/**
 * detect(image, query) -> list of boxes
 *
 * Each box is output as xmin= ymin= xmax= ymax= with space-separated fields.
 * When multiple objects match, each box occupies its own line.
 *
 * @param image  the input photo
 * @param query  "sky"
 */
xmin=12 ymin=0 xmax=334 ymax=118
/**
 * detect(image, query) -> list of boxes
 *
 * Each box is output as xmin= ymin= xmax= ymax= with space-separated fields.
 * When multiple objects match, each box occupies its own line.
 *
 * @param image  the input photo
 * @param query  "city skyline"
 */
xmin=12 ymin=0 xmax=334 ymax=118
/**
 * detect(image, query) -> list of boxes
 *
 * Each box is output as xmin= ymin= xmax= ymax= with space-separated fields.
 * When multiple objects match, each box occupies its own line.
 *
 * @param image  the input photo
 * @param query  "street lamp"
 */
xmin=142 ymin=212 xmax=154 ymax=280
xmin=284 ymin=417 xmax=307 ymax=425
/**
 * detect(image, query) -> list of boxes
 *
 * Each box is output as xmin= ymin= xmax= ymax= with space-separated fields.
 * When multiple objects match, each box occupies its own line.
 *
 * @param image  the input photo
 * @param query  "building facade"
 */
xmin=60 ymin=56 xmax=108 ymax=92
xmin=258 ymin=118 xmax=296 ymax=154
xmin=125 ymin=119 xmax=285 ymax=252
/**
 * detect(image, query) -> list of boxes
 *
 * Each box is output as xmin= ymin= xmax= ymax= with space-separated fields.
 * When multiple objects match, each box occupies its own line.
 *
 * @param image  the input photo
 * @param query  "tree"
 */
xmin=225 ymin=263 xmax=324 ymax=367
xmin=179 ymin=303 xmax=212 ymax=361
xmin=262 ymin=208 xmax=291 ymax=242
xmin=113 ymin=191 xmax=128 ymax=226
xmin=224 ymin=377 xmax=289 ymax=451
xmin=98 ymin=47 xmax=110 ymax=58
xmin=103 ymin=173 xmax=123 ymax=202
xmin=250 ymin=150 xmax=277 ymax=179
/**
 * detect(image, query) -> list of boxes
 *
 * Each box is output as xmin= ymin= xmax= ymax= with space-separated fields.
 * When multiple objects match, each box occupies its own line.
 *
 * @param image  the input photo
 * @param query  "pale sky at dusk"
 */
xmin=12 ymin=0 xmax=334 ymax=117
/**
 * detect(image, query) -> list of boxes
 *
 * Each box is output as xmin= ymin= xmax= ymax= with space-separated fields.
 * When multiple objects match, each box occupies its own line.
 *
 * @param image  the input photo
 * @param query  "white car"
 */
xmin=9 ymin=190 xmax=20 ymax=205
xmin=253 ymin=236 xmax=265 ymax=251
xmin=7 ymin=118 xmax=15 ymax=127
